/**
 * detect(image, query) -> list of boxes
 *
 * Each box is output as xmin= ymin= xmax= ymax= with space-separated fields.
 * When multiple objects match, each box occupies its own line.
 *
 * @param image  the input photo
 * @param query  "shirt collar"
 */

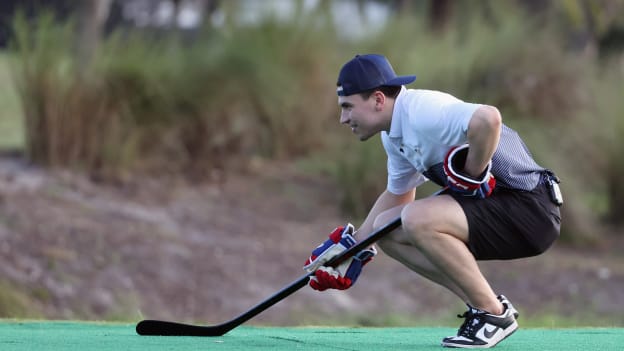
xmin=388 ymin=86 xmax=407 ymax=138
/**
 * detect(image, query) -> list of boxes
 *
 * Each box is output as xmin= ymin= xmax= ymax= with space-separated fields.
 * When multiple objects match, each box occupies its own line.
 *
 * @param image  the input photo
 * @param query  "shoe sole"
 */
xmin=441 ymin=321 xmax=518 ymax=349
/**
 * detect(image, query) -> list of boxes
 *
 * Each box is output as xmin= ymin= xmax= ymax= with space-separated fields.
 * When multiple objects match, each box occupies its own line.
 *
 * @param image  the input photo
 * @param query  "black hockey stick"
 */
xmin=136 ymin=216 xmax=403 ymax=336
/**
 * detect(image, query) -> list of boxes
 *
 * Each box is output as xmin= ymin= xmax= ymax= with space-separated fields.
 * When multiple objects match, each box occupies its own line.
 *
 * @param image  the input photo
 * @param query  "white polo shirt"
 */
xmin=381 ymin=87 xmax=482 ymax=195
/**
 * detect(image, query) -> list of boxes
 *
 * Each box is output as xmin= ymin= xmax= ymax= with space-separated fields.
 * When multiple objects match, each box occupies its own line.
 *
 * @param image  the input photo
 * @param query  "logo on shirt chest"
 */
xmin=399 ymin=144 xmax=420 ymax=154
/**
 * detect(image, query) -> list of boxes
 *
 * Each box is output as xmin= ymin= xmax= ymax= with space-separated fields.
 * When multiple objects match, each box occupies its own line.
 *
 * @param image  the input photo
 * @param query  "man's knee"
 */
xmin=400 ymin=202 xmax=437 ymax=245
xmin=400 ymin=196 xmax=469 ymax=244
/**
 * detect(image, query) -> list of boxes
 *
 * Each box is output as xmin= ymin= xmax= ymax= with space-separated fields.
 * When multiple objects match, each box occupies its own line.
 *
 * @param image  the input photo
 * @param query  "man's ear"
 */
xmin=373 ymin=90 xmax=385 ymax=111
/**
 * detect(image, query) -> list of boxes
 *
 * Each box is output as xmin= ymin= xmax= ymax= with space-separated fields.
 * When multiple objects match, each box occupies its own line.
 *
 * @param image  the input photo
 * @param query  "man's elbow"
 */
xmin=474 ymin=105 xmax=502 ymax=135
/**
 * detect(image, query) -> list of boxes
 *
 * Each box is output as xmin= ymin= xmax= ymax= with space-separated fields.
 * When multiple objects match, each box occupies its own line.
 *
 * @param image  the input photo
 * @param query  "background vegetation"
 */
xmin=2 ymin=0 xmax=624 ymax=243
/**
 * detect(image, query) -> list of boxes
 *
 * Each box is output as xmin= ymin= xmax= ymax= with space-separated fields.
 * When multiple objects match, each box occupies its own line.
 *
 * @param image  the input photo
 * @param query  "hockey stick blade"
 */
xmin=136 ymin=216 xmax=403 ymax=336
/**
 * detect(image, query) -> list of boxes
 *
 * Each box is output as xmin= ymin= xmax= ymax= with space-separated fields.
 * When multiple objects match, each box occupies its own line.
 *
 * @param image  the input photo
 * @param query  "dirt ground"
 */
xmin=0 ymin=154 xmax=623 ymax=327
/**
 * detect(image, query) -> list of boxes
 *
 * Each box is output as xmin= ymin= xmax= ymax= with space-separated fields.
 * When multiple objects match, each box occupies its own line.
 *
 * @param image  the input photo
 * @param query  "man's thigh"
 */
xmin=399 ymin=194 xmax=470 ymax=242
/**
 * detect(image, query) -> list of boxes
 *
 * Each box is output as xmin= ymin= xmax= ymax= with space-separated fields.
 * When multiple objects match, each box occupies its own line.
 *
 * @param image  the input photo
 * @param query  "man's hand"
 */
xmin=443 ymin=144 xmax=496 ymax=199
xmin=303 ymin=224 xmax=376 ymax=291
xmin=309 ymin=247 xmax=376 ymax=291
xmin=304 ymin=224 xmax=357 ymax=273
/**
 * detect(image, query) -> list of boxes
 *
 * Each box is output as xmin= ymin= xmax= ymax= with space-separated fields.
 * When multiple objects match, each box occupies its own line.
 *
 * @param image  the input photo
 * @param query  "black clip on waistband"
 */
xmin=544 ymin=169 xmax=563 ymax=206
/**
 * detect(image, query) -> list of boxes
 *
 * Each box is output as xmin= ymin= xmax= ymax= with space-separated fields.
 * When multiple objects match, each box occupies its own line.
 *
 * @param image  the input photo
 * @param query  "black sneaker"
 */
xmin=441 ymin=304 xmax=518 ymax=348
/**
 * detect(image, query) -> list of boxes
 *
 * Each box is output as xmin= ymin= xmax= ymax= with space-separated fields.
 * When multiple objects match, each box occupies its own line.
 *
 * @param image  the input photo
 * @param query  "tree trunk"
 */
xmin=76 ymin=0 xmax=112 ymax=71
xmin=429 ymin=0 xmax=452 ymax=33
xmin=608 ymin=153 xmax=624 ymax=226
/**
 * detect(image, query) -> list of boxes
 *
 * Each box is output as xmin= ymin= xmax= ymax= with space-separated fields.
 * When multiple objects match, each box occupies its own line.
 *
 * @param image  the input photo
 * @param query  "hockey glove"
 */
xmin=443 ymin=144 xmax=496 ymax=199
xmin=309 ymin=247 xmax=377 ymax=291
xmin=303 ymin=224 xmax=357 ymax=273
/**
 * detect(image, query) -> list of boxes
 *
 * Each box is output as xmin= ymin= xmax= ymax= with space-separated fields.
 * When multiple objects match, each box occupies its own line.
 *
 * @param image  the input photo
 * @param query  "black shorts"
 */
xmin=450 ymin=178 xmax=561 ymax=260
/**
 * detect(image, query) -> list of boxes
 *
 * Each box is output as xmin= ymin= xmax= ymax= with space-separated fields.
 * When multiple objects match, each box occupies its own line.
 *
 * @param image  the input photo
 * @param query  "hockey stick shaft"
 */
xmin=136 ymin=216 xmax=403 ymax=336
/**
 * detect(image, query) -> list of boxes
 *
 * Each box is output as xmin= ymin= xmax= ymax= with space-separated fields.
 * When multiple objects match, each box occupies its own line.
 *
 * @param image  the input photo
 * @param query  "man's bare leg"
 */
xmin=374 ymin=196 xmax=503 ymax=315
xmin=373 ymin=206 xmax=467 ymax=300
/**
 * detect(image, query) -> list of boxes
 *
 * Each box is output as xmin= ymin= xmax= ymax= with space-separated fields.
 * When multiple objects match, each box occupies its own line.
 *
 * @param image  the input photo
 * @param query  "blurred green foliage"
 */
xmin=0 ymin=280 xmax=40 ymax=318
xmin=7 ymin=1 xmax=624 ymax=242
xmin=0 ymin=53 xmax=23 ymax=149
xmin=10 ymin=9 xmax=339 ymax=180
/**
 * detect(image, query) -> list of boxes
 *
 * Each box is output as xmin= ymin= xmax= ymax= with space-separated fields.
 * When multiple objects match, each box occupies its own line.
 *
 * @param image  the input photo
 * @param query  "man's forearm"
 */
xmin=465 ymin=105 xmax=501 ymax=177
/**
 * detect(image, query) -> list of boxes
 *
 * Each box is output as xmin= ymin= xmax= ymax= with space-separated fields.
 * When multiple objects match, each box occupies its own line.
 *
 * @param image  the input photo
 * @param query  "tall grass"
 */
xmin=8 ymin=5 xmax=624 ymax=241
xmin=10 ymin=11 xmax=339 ymax=179
xmin=0 ymin=53 xmax=24 ymax=150
xmin=11 ymin=13 xmax=126 ymax=175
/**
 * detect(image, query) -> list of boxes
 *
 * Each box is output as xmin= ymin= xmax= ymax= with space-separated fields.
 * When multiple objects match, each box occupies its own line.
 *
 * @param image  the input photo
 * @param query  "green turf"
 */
xmin=0 ymin=321 xmax=622 ymax=350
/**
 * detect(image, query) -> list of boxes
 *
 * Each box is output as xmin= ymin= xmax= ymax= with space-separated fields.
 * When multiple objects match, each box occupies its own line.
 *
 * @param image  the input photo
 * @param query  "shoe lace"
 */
xmin=456 ymin=309 xmax=485 ymax=337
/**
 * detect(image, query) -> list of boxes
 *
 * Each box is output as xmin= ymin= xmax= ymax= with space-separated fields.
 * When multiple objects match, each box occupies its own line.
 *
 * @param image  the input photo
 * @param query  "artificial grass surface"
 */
xmin=1 ymin=321 xmax=622 ymax=350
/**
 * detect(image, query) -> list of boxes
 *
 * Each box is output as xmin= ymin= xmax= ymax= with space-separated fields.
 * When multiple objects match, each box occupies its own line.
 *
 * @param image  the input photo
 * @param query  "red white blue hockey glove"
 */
xmin=443 ymin=144 xmax=496 ymax=199
xmin=303 ymin=224 xmax=377 ymax=291
xmin=308 ymin=247 xmax=377 ymax=291
xmin=304 ymin=224 xmax=357 ymax=272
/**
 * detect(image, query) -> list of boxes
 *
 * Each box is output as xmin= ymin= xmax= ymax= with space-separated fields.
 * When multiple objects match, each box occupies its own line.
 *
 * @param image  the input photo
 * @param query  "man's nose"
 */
xmin=340 ymin=112 xmax=349 ymax=124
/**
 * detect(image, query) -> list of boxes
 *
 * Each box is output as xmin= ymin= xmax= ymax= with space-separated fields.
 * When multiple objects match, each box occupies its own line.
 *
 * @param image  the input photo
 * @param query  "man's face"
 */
xmin=338 ymin=93 xmax=384 ymax=141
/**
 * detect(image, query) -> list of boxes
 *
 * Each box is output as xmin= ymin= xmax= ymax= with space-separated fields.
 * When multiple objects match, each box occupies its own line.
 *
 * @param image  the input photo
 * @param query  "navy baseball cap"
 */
xmin=336 ymin=54 xmax=416 ymax=96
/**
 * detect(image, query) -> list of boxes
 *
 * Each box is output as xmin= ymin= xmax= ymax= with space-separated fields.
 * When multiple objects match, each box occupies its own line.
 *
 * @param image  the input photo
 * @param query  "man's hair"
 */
xmin=359 ymin=85 xmax=402 ymax=100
